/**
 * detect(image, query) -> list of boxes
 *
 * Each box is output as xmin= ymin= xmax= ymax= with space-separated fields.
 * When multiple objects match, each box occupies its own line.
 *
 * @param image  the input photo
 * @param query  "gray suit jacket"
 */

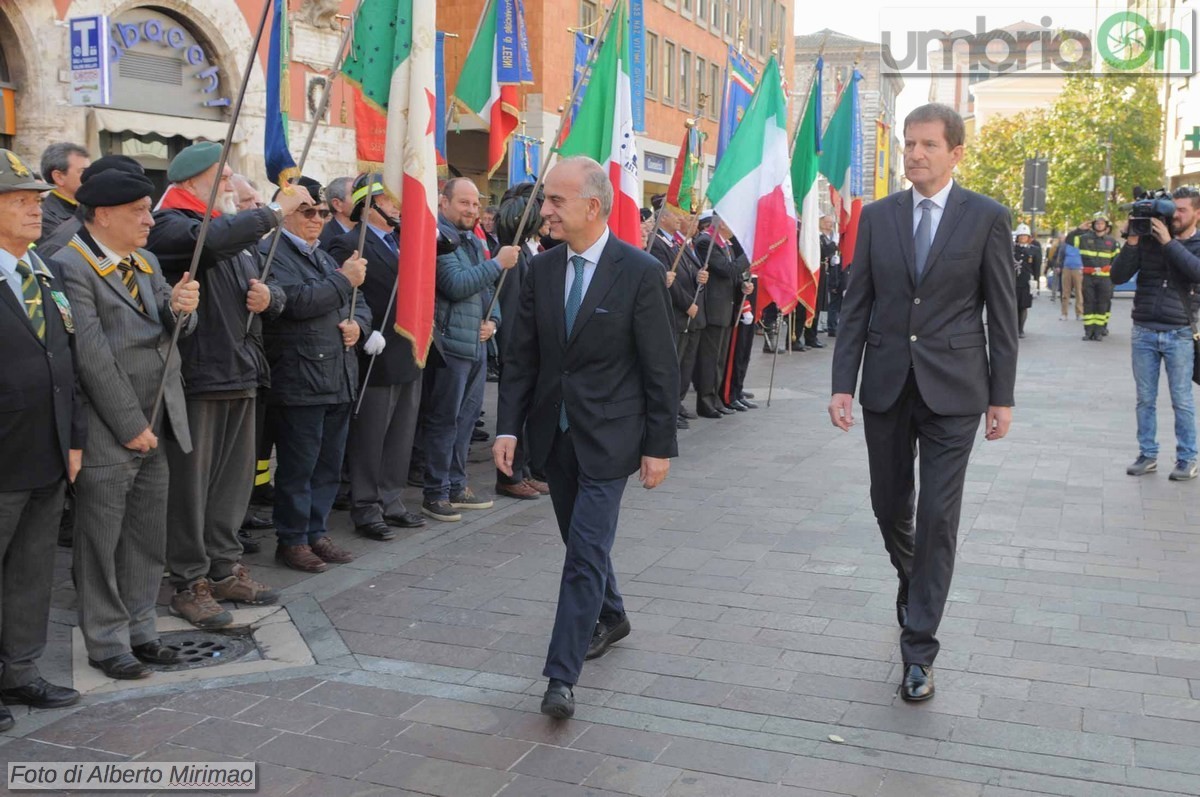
xmin=831 ymin=183 xmax=1018 ymax=416
xmin=52 ymin=231 xmax=195 ymax=466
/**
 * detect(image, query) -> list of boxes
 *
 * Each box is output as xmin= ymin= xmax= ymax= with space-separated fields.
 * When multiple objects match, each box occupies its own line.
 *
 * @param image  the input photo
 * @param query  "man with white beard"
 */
xmin=146 ymin=142 xmax=305 ymax=629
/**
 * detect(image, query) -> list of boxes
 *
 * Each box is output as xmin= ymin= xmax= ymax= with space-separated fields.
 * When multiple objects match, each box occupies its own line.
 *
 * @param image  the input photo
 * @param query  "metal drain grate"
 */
xmin=151 ymin=628 xmax=260 ymax=672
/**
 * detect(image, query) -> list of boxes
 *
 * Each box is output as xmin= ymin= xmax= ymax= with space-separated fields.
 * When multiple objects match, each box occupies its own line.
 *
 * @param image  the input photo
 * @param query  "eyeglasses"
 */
xmin=298 ymin=207 xmax=333 ymax=220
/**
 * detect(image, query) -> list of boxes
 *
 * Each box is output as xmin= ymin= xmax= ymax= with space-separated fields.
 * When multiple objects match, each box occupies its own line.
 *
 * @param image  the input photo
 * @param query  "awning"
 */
xmin=86 ymin=107 xmax=249 ymax=145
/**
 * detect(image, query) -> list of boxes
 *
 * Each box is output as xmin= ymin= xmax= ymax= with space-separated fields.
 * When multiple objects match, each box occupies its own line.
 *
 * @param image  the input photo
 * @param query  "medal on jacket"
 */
xmin=49 ymin=290 xmax=74 ymax=334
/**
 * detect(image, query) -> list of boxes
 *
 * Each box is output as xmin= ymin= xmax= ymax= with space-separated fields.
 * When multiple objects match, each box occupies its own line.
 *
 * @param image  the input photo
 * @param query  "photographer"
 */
xmin=1112 ymin=187 xmax=1200 ymax=481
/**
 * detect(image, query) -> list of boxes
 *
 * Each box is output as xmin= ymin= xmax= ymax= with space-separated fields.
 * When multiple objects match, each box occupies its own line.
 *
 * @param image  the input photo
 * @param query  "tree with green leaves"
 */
xmin=959 ymin=75 xmax=1163 ymax=233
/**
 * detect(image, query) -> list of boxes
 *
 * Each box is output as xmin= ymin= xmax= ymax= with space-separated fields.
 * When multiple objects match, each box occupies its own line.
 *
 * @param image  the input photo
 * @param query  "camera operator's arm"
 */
xmin=1110 ymin=229 xmax=1141 ymax=285
xmin=1156 ymin=218 xmax=1200 ymax=283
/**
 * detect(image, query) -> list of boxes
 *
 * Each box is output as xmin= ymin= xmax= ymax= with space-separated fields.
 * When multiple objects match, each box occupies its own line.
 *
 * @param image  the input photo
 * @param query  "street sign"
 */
xmin=1022 ymin=158 xmax=1048 ymax=214
xmin=69 ymin=15 xmax=111 ymax=106
xmin=1098 ymin=175 xmax=1115 ymax=192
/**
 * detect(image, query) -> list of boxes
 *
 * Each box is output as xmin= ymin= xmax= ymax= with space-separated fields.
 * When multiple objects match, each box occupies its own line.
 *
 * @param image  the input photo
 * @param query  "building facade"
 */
xmin=793 ymin=28 xmax=904 ymax=202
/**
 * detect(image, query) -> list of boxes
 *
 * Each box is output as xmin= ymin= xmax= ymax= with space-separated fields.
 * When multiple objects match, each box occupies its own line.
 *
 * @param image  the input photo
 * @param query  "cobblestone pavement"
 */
xmin=6 ymin=295 xmax=1200 ymax=796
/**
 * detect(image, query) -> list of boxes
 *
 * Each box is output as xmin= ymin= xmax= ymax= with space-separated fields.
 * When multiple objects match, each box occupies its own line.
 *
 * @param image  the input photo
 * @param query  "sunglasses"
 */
xmin=298 ymin=207 xmax=333 ymax=220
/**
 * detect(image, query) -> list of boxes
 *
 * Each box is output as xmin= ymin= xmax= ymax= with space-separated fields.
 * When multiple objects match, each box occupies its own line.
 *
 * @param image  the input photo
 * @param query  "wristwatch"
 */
xmin=266 ymin=201 xmax=284 ymax=222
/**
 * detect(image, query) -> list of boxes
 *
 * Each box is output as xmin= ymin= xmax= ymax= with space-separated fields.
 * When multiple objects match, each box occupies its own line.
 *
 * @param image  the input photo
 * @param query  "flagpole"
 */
xmin=482 ymin=0 xmax=621 ymax=323
xmin=354 ymin=272 xmax=399 ymax=418
xmin=150 ymin=0 xmax=272 ymax=430
xmin=788 ymin=32 xmax=829 ymax=160
xmin=344 ymin=183 xmax=380 ymax=349
xmin=247 ymin=0 xmax=369 ymax=335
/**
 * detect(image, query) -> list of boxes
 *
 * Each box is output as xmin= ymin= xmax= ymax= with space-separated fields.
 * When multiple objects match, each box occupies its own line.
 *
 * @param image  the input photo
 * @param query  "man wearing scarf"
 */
xmin=146 ymin=142 xmax=305 ymax=630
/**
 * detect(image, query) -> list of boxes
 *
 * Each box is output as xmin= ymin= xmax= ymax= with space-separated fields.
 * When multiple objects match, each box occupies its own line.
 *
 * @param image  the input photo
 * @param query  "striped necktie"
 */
xmin=14 ymin=259 xmax=45 ymax=341
xmin=118 ymin=257 xmax=146 ymax=314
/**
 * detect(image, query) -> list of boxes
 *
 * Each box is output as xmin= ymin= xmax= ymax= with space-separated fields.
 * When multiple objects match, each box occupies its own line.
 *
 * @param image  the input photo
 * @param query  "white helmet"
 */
xmin=1015 ymin=224 xmax=1031 ymax=236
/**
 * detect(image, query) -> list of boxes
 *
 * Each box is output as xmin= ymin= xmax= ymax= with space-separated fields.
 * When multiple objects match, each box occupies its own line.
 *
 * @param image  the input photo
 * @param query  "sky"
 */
xmin=793 ymin=2 xmax=1122 ymax=123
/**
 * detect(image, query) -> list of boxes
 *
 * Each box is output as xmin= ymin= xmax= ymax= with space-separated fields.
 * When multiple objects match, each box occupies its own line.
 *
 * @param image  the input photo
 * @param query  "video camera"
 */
xmin=1128 ymin=187 xmax=1176 ymax=238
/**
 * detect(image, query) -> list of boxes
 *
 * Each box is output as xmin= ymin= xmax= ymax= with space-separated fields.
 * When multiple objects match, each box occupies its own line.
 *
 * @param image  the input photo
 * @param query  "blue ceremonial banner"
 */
xmin=716 ymin=46 xmax=757 ymax=166
xmin=570 ymin=32 xmax=592 ymax=124
xmin=264 ymin=0 xmax=297 ymax=186
xmin=496 ymin=0 xmax=534 ymax=84
xmin=629 ymin=0 xmax=646 ymax=132
xmin=508 ymin=135 xmax=540 ymax=187
xmin=435 ymin=31 xmax=448 ymax=173
xmin=849 ymin=69 xmax=864 ymax=196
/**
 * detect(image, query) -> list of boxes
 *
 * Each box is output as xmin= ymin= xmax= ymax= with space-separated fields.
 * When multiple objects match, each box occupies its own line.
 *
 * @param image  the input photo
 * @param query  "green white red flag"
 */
xmin=342 ymin=0 xmax=438 ymax=367
xmin=706 ymin=56 xmax=798 ymax=314
xmin=666 ymin=125 xmax=703 ymax=214
xmin=558 ymin=0 xmax=641 ymax=246
xmin=790 ymin=61 xmax=822 ymax=319
xmin=819 ymin=69 xmax=864 ymax=264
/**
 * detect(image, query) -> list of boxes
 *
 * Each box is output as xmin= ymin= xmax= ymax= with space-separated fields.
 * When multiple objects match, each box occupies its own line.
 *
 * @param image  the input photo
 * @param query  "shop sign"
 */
xmin=109 ymin=14 xmax=230 ymax=107
xmin=69 ymin=15 xmax=112 ymax=106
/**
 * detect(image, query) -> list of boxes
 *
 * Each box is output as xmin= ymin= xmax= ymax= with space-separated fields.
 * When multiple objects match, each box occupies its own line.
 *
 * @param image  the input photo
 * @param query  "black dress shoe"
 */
xmin=132 ymin=639 xmax=180 ymax=666
xmin=384 ymin=512 xmax=426 ymax=529
xmin=790 ymin=342 xmax=808 ymax=352
xmin=332 ymin=493 xmax=352 ymax=511
xmin=357 ymin=521 xmax=397 ymax=541
xmin=0 ymin=677 xmax=80 ymax=709
xmin=586 ymin=615 xmax=631 ymax=660
xmin=697 ymin=407 xmax=723 ymax=419
xmin=716 ymin=405 xmax=736 ymax=416
xmin=739 ymin=398 xmax=758 ymax=409
xmin=0 ymin=704 xmax=12 ymax=732
xmin=241 ymin=513 xmax=273 ymax=531
xmin=727 ymin=400 xmax=749 ymax=412
xmin=808 ymin=339 xmax=826 ymax=349
xmin=901 ymin=664 xmax=934 ymax=702
xmin=236 ymin=529 xmax=261 ymax=555
xmin=679 ymin=406 xmax=698 ymax=420
xmin=88 ymin=653 xmax=151 ymax=680
xmin=540 ymin=679 xmax=575 ymax=719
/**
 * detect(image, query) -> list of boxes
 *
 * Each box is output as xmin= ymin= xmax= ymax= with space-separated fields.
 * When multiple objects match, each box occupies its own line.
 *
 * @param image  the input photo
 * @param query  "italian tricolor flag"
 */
xmin=558 ymin=0 xmax=641 ymax=246
xmin=707 ymin=56 xmax=798 ymax=314
xmin=342 ymin=0 xmax=438 ymax=367
xmin=453 ymin=0 xmax=521 ymax=178
xmin=819 ymin=71 xmax=864 ymax=265
xmin=791 ymin=69 xmax=822 ymax=320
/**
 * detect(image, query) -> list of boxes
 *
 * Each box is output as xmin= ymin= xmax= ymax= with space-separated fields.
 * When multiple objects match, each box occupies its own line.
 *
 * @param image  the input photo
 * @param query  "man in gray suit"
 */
xmin=829 ymin=104 xmax=1018 ymax=702
xmin=54 ymin=170 xmax=200 ymax=681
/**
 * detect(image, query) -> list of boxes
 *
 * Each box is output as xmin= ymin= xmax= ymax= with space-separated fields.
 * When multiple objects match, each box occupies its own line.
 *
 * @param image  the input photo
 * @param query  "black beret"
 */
xmin=81 ymin=155 xmax=145 ymax=183
xmin=639 ymin=207 xmax=652 ymax=222
xmin=76 ymin=170 xmax=156 ymax=207
xmin=296 ymin=175 xmax=323 ymax=204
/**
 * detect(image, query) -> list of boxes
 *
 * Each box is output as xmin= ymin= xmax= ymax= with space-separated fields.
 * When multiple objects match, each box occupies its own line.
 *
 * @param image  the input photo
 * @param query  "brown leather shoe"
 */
xmin=496 ymin=480 xmax=541 ymax=500
xmin=524 ymin=478 xmax=550 ymax=495
xmin=275 ymin=543 xmax=328 ymax=573
xmin=170 ymin=579 xmax=233 ymax=629
xmin=211 ymin=564 xmax=279 ymax=605
xmin=310 ymin=536 xmax=354 ymax=564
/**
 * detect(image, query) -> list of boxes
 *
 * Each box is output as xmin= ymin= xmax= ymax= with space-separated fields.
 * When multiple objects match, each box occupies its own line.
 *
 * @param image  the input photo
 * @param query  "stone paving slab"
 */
xmin=5 ymin=301 xmax=1200 ymax=796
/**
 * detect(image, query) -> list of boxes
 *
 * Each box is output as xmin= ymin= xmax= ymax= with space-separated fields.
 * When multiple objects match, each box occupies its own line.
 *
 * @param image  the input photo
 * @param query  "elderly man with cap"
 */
xmin=147 ymin=142 xmax=305 ymax=628
xmin=0 ymin=150 xmax=85 ymax=728
xmin=52 ymin=169 xmax=200 ymax=680
xmin=261 ymin=176 xmax=370 ymax=571
xmin=329 ymin=174 xmax=428 ymax=539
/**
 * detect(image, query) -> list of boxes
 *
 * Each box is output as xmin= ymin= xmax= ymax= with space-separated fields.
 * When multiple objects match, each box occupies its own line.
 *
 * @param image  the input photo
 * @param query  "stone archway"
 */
xmin=0 ymin=3 xmax=48 ymax=158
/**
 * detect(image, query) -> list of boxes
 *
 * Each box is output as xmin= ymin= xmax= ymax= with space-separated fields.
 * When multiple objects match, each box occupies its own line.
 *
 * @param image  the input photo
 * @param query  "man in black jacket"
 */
xmin=147 ymin=142 xmax=304 ymax=629
xmin=0 ymin=151 xmax=85 ymax=729
xmin=37 ymin=142 xmax=90 ymax=245
xmin=651 ymin=206 xmax=707 ymax=427
xmin=692 ymin=217 xmax=742 ymax=418
xmin=820 ymin=216 xmax=843 ymax=337
xmin=1113 ymin=186 xmax=1200 ymax=481
xmin=263 ymin=177 xmax=370 ymax=571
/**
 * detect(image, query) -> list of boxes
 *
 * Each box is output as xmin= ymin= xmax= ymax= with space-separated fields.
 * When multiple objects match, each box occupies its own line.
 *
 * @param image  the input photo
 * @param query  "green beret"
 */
xmin=167 ymin=141 xmax=223 ymax=183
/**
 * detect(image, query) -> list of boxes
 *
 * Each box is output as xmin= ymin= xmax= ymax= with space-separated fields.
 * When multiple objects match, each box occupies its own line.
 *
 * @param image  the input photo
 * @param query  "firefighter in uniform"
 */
xmin=1068 ymin=213 xmax=1121 ymax=341
xmin=1012 ymin=223 xmax=1041 ymax=339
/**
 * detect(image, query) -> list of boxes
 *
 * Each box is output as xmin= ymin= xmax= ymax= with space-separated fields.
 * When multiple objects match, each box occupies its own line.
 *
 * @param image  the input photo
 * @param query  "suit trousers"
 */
xmin=269 ymin=403 xmax=352 ymax=546
xmin=542 ymin=429 xmax=627 ymax=685
xmin=74 ymin=453 xmax=168 ymax=660
xmin=421 ymin=347 xmax=485 ymax=501
xmin=863 ymin=372 xmax=980 ymax=666
xmin=348 ymin=379 xmax=423 ymax=526
xmin=676 ymin=329 xmax=702 ymax=405
xmin=695 ymin=325 xmax=733 ymax=411
xmin=166 ymin=397 xmax=255 ymax=588
xmin=0 ymin=480 xmax=63 ymax=688
xmin=728 ymin=321 xmax=755 ymax=401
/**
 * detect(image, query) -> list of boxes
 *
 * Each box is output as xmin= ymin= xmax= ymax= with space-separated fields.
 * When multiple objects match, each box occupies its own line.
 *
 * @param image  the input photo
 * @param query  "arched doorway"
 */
xmin=0 ymin=10 xmax=22 ymax=153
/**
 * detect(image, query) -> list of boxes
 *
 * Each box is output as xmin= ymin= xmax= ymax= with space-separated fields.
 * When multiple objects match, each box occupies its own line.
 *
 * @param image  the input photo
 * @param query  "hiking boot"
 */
xmin=1169 ymin=460 xmax=1199 ymax=481
xmin=1126 ymin=456 xmax=1157 ymax=476
xmin=275 ymin=543 xmax=328 ymax=573
xmin=170 ymin=579 xmax=233 ymax=629
xmin=422 ymin=499 xmax=461 ymax=522
xmin=311 ymin=536 xmax=355 ymax=564
xmin=449 ymin=487 xmax=493 ymax=510
xmin=210 ymin=564 xmax=278 ymax=605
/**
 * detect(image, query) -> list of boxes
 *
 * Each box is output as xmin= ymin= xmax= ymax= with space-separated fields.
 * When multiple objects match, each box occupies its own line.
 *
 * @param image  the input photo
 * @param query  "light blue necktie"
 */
xmin=914 ymin=198 xmax=934 ymax=280
xmin=560 ymin=255 xmax=587 ymax=431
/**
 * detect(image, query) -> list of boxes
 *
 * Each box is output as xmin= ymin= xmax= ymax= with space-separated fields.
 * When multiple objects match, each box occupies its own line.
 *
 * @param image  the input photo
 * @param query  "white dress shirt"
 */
xmin=0 ymin=247 xmax=28 ymax=309
xmin=912 ymin=179 xmax=955 ymax=242
xmin=564 ymin=226 xmax=609 ymax=307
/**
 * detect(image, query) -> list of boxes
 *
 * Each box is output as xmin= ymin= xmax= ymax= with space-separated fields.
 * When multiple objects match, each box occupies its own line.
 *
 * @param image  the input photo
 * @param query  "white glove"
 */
xmin=364 ymin=330 xmax=387 ymax=356
xmin=741 ymin=311 xmax=754 ymax=325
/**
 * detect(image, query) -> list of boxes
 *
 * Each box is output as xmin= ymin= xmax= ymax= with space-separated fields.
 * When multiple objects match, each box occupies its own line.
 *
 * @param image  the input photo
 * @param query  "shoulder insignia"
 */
xmin=67 ymin=238 xmax=117 ymax=277
xmin=130 ymin=251 xmax=154 ymax=274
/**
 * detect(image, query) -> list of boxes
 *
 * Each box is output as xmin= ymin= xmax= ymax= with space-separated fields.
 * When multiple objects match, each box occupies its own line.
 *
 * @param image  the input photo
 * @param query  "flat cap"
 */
xmin=167 ymin=141 xmax=222 ymax=183
xmin=76 ymin=170 xmax=156 ymax=207
xmin=0 ymin=149 xmax=52 ymax=193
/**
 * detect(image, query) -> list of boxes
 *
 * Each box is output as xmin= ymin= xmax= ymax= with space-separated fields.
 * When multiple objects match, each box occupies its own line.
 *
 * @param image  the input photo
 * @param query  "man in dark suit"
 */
xmin=0 ymin=150 xmax=85 ymax=727
xmin=830 ymin=105 xmax=1018 ymax=702
xmin=318 ymin=176 xmax=355 ymax=252
xmin=649 ymin=206 xmax=707 ymax=428
xmin=820 ymin=216 xmax=843 ymax=337
xmin=494 ymin=156 xmax=679 ymax=719
xmin=692 ymin=217 xmax=741 ymax=418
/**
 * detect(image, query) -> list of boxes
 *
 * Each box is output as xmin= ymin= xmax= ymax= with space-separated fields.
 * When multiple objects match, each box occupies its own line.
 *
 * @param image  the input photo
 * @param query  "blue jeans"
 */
xmin=1131 ymin=324 xmax=1197 ymax=462
xmin=421 ymin=345 xmax=485 ymax=501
